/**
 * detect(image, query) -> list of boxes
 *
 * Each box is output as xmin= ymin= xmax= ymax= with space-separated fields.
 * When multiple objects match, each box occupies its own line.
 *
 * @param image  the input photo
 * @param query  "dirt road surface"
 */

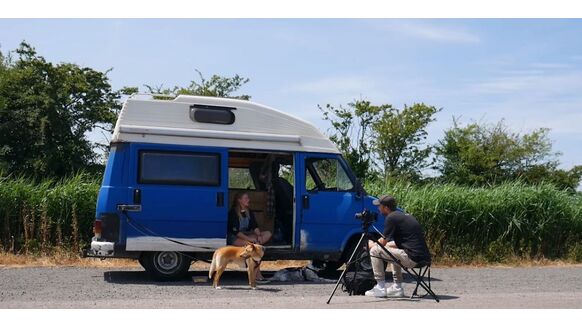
xmin=1 ymin=265 xmax=581 ymax=308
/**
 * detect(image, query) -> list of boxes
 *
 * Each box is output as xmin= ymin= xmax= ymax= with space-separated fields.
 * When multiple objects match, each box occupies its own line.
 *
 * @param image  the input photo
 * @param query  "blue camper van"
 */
xmin=84 ymin=95 xmax=381 ymax=280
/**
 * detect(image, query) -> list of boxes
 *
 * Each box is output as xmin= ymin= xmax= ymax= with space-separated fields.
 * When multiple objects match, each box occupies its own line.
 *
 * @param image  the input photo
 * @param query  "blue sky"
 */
xmin=1 ymin=19 xmax=582 ymax=170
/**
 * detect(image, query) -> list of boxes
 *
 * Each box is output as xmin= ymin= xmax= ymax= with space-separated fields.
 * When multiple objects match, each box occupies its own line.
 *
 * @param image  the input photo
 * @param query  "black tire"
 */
xmin=341 ymin=237 xmax=373 ymax=272
xmin=142 ymin=251 xmax=191 ymax=281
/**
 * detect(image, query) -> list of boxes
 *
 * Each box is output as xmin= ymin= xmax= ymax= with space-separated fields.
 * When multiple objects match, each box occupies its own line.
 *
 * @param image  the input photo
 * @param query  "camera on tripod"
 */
xmin=354 ymin=208 xmax=378 ymax=224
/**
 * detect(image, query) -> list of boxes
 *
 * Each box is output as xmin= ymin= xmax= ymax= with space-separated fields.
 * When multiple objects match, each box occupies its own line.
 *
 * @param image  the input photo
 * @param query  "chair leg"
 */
xmin=428 ymin=267 xmax=431 ymax=289
xmin=410 ymin=268 xmax=420 ymax=299
xmin=416 ymin=267 xmax=439 ymax=303
xmin=409 ymin=266 xmax=440 ymax=303
xmin=410 ymin=267 xmax=425 ymax=299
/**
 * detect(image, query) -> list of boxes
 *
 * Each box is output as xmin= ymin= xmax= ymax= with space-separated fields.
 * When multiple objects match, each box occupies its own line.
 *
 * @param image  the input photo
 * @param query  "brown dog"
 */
xmin=208 ymin=243 xmax=265 ymax=289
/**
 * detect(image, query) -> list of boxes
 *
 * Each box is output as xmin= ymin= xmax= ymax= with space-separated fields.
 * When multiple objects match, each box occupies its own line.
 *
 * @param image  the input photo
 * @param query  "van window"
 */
xmin=306 ymin=158 xmax=354 ymax=192
xmin=305 ymin=169 xmax=317 ymax=190
xmin=278 ymin=164 xmax=294 ymax=186
xmin=190 ymin=104 xmax=235 ymax=125
xmin=139 ymin=151 xmax=220 ymax=186
xmin=229 ymin=167 xmax=256 ymax=189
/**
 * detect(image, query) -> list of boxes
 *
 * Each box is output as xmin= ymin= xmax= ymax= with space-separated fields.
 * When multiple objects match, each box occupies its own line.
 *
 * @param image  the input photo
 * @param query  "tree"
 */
xmin=319 ymin=100 xmax=383 ymax=180
xmin=0 ymin=42 xmax=121 ymax=178
xmin=372 ymin=103 xmax=441 ymax=181
xmin=435 ymin=119 xmax=581 ymax=190
xmin=143 ymin=69 xmax=251 ymax=100
xmin=518 ymin=164 xmax=582 ymax=191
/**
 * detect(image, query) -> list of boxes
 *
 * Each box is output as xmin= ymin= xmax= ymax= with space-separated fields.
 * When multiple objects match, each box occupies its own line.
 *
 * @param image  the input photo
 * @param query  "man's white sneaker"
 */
xmin=386 ymin=285 xmax=404 ymax=297
xmin=364 ymin=285 xmax=387 ymax=298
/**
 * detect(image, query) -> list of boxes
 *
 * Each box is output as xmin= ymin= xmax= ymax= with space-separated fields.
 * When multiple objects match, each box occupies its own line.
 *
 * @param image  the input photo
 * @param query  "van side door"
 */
xmin=297 ymin=153 xmax=364 ymax=252
xmin=124 ymin=143 xmax=229 ymax=252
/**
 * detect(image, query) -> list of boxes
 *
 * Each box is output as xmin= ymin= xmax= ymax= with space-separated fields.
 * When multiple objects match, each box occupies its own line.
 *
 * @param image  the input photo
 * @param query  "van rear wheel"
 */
xmin=142 ymin=251 xmax=191 ymax=281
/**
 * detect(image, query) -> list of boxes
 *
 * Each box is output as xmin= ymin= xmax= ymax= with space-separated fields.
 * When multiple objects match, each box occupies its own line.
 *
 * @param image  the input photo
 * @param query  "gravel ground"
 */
xmin=0 ymin=265 xmax=581 ymax=308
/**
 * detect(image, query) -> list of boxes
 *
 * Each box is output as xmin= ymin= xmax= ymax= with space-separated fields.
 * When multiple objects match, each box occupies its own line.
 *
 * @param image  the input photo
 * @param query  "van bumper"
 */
xmin=84 ymin=239 xmax=115 ymax=257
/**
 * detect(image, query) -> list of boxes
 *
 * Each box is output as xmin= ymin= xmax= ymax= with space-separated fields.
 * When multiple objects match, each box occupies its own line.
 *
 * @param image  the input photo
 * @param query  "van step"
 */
xmin=264 ymin=245 xmax=292 ymax=249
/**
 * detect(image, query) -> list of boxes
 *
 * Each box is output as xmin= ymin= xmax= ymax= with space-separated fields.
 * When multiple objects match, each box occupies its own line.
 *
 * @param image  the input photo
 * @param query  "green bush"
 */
xmin=365 ymin=181 xmax=582 ymax=262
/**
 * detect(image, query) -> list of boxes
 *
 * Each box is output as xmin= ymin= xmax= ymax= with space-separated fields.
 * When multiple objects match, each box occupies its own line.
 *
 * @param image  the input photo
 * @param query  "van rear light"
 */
xmin=93 ymin=220 xmax=102 ymax=239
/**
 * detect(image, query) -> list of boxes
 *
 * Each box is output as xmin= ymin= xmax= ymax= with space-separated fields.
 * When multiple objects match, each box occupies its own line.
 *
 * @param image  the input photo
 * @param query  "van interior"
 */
xmin=228 ymin=151 xmax=294 ymax=247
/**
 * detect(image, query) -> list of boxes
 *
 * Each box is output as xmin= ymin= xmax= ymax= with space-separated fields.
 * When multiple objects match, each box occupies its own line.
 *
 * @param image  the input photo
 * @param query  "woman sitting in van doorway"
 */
xmin=228 ymin=192 xmax=272 ymax=280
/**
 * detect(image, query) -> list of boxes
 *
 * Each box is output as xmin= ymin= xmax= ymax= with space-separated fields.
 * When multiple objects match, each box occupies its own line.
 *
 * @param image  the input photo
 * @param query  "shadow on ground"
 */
xmin=103 ymin=269 xmax=442 ymax=285
xmin=104 ymin=269 xmax=335 ymax=286
xmin=102 ymin=269 xmax=456 ymax=302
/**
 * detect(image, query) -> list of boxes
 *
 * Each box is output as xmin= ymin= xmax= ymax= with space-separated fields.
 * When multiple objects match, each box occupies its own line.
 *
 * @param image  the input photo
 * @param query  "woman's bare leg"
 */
xmin=259 ymin=231 xmax=272 ymax=244
xmin=232 ymin=238 xmax=250 ymax=246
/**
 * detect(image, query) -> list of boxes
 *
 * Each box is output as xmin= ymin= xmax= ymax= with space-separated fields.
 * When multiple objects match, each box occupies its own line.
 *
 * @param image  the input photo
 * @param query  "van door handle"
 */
xmin=216 ymin=192 xmax=224 ymax=207
xmin=133 ymin=189 xmax=142 ymax=204
xmin=302 ymin=195 xmax=309 ymax=209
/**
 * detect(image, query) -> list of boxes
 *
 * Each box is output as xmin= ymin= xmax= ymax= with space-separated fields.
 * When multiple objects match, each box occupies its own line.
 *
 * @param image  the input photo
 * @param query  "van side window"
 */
xmin=305 ymin=158 xmax=354 ymax=192
xmin=229 ymin=167 xmax=256 ymax=189
xmin=139 ymin=151 xmax=220 ymax=186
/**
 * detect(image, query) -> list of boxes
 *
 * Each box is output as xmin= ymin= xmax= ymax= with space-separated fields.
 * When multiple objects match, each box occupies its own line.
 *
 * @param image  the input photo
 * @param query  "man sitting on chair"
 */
xmin=365 ymin=195 xmax=432 ymax=298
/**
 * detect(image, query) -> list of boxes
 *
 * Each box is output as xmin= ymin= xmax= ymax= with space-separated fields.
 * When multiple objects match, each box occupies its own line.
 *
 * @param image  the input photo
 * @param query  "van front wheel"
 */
xmin=142 ymin=251 xmax=191 ymax=281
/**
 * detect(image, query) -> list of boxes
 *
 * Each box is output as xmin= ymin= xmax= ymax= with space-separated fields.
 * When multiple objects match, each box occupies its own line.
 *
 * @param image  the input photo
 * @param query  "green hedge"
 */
xmin=365 ymin=181 xmax=582 ymax=263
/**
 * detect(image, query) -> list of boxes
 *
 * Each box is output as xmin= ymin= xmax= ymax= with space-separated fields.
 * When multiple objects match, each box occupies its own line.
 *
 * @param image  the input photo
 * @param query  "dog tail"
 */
xmin=208 ymin=252 xmax=217 ymax=279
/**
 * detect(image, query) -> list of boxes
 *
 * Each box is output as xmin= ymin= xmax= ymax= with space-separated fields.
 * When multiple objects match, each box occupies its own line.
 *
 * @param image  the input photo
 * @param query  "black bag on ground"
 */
xmin=341 ymin=251 xmax=376 ymax=296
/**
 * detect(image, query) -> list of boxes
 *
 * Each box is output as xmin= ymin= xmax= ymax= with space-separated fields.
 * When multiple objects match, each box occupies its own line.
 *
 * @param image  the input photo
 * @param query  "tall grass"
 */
xmin=366 ymin=181 xmax=582 ymax=263
xmin=1 ymin=174 xmax=581 ymax=263
xmin=0 ymin=173 xmax=99 ymax=254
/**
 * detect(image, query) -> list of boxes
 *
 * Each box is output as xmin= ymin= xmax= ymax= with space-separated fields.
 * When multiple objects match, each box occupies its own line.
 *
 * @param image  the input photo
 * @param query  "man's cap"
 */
xmin=372 ymin=195 xmax=397 ymax=208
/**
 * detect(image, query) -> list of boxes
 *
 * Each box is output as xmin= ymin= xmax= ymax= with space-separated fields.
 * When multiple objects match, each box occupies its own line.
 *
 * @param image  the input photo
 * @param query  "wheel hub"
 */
xmin=156 ymin=252 xmax=179 ymax=271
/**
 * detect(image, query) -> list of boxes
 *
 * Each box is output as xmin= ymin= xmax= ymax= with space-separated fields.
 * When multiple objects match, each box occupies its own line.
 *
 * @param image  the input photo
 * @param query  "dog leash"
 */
xmin=121 ymin=210 xmax=217 ymax=256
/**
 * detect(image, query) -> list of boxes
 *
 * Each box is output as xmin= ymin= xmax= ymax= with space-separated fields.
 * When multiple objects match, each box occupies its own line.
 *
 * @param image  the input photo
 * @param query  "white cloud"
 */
xmin=469 ymin=69 xmax=582 ymax=96
xmin=381 ymin=21 xmax=481 ymax=44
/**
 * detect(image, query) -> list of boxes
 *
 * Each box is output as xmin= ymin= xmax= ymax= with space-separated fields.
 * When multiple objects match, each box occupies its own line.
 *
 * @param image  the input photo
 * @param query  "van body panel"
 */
xmin=96 ymin=143 xmax=130 ymax=217
xmin=123 ymin=142 xmax=229 ymax=251
xmin=95 ymin=143 xmax=131 ymax=247
xmin=296 ymin=153 xmax=364 ymax=252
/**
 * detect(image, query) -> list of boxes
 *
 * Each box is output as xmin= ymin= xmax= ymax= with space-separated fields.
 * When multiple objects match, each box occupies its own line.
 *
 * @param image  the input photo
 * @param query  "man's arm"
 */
xmin=372 ymin=237 xmax=396 ymax=247
xmin=383 ymin=215 xmax=397 ymax=247
xmin=368 ymin=215 xmax=397 ymax=249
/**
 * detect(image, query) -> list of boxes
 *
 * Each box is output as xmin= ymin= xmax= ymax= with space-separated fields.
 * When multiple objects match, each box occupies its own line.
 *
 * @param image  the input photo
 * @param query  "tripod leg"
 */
xmin=326 ymin=232 xmax=367 ymax=304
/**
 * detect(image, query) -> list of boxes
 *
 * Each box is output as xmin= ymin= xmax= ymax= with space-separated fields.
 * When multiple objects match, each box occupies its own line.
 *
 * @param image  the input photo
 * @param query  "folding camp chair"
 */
xmin=408 ymin=260 xmax=437 ymax=301
xmin=370 ymin=226 xmax=440 ymax=302
xmin=369 ymin=253 xmax=439 ymax=302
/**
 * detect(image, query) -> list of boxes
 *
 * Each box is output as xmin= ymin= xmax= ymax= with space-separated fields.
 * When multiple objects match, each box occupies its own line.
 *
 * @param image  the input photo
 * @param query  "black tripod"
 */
xmin=326 ymin=218 xmax=439 ymax=304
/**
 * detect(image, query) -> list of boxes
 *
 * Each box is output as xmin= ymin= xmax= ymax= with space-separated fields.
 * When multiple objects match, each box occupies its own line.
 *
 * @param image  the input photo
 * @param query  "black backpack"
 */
xmin=341 ymin=251 xmax=376 ymax=296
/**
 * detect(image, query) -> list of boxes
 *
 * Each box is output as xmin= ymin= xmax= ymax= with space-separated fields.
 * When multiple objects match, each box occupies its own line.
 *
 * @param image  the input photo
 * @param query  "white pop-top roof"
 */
xmin=111 ymin=95 xmax=340 ymax=154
